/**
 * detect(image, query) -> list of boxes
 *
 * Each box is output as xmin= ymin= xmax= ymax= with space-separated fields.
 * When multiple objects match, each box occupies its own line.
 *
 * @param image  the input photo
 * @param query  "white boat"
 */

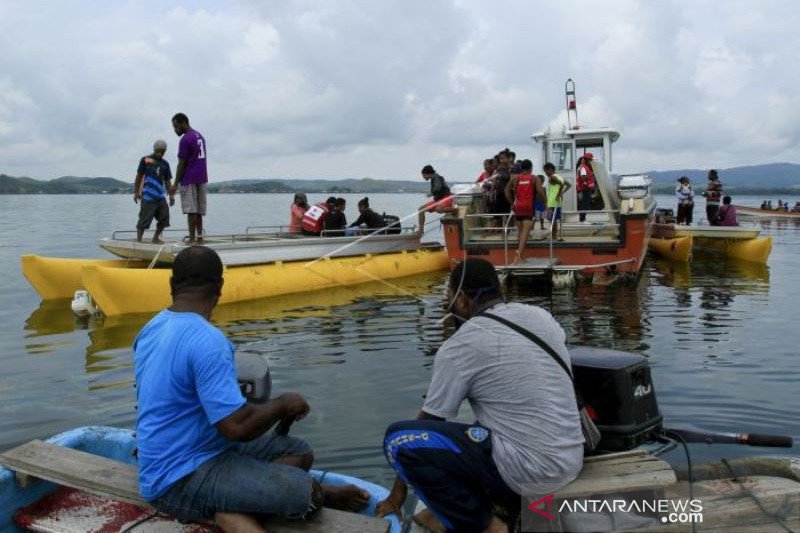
xmin=98 ymin=224 xmax=425 ymax=266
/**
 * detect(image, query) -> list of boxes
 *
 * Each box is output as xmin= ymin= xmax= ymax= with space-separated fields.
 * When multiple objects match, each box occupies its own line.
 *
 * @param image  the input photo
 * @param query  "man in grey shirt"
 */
xmin=376 ymin=258 xmax=583 ymax=532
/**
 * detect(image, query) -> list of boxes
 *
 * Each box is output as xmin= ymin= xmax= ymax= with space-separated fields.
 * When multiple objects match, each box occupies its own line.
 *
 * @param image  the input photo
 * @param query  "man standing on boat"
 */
xmin=576 ymin=153 xmax=596 ymax=222
xmin=134 ymin=246 xmax=369 ymax=532
xmin=544 ymin=162 xmax=570 ymax=241
xmin=377 ymin=258 xmax=583 ymax=533
xmin=417 ymin=165 xmax=455 ymax=231
xmin=134 ymin=139 xmax=174 ymax=243
xmin=702 ymin=169 xmax=723 ymax=225
xmin=170 ymin=113 xmax=207 ymax=244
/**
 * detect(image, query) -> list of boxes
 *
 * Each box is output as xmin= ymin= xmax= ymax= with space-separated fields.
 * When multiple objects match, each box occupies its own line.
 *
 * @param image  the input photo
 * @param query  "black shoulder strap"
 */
xmin=481 ymin=312 xmax=574 ymax=382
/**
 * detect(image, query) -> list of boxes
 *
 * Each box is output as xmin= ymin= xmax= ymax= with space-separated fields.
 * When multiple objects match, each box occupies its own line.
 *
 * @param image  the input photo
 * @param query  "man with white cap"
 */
xmin=134 ymin=139 xmax=174 ymax=243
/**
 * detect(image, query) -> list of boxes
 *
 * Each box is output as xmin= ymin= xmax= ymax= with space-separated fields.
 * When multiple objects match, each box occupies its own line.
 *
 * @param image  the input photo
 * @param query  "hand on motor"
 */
xmin=279 ymin=392 xmax=310 ymax=421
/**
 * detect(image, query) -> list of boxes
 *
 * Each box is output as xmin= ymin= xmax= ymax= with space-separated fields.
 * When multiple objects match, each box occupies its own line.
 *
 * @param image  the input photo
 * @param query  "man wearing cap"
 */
xmin=576 ymin=153 xmax=597 ymax=222
xmin=134 ymin=140 xmax=174 ymax=243
xmin=134 ymin=246 xmax=369 ymax=532
xmin=377 ymin=258 xmax=583 ymax=532
xmin=170 ymin=113 xmax=208 ymax=244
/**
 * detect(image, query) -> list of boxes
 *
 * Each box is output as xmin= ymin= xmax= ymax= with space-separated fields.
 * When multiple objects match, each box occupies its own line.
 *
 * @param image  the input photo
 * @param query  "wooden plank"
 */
xmin=583 ymin=449 xmax=647 ymax=463
xmin=0 ymin=440 xmax=389 ymax=533
xmin=558 ymin=454 xmax=676 ymax=499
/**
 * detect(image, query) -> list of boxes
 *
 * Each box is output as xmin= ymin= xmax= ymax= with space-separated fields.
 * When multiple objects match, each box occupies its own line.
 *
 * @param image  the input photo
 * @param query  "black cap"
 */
xmin=421 ymin=164 xmax=435 ymax=174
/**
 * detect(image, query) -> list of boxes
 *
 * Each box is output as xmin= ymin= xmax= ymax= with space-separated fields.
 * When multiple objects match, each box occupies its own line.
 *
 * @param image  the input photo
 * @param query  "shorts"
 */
xmin=137 ymin=199 xmax=170 ymax=231
xmin=547 ymin=207 xmax=562 ymax=221
xmin=179 ymin=183 xmax=207 ymax=215
xmin=514 ymin=214 xmax=533 ymax=222
xmin=152 ymin=432 xmax=313 ymax=522
xmin=424 ymin=195 xmax=455 ymax=213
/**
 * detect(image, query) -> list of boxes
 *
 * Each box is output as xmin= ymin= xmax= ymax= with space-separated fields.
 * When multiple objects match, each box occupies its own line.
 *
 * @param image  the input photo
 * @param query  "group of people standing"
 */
xmin=674 ymin=169 xmax=738 ymax=226
xmin=133 ymin=113 xmax=207 ymax=244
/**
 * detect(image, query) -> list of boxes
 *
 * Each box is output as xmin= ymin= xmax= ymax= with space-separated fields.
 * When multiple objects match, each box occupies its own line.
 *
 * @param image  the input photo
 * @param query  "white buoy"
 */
xmin=70 ymin=290 xmax=97 ymax=317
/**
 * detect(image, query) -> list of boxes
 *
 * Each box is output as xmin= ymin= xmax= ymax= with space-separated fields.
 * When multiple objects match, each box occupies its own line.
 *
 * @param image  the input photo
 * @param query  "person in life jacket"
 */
xmin=505 ymin=159 xmax=545 ymax=264
xmin=576 ymin=153 xmax=597 ymax=222
xmin=301 ymin=196 xmax=336 ymax=236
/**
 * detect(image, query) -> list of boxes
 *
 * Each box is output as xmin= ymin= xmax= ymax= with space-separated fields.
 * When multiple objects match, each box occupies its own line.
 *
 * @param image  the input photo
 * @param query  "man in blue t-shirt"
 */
xmin=134 ymin=139 xmax=174 ymax=243
xmin=134 ymin=246 xmax=369 ymax=531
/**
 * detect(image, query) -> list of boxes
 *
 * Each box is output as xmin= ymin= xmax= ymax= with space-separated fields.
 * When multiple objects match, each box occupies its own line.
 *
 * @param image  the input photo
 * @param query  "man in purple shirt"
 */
xmin=170 ymin=113 xmax=208 ymax=244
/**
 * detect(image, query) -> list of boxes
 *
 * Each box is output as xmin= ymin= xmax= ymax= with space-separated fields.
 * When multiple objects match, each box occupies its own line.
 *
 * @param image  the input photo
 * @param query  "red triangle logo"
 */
xmin=527 ymin=493 xmax=555 ymax=520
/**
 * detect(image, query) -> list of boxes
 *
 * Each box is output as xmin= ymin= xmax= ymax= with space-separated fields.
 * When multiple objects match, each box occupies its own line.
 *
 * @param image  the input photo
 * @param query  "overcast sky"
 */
xmin=1 ymin=0 xmax=798 ymax=181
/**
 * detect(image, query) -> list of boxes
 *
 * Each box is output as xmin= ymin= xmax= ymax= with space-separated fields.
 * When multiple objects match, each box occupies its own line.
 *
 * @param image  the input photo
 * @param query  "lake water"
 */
xmin=1 ymin=193 xmax=798 ymax=488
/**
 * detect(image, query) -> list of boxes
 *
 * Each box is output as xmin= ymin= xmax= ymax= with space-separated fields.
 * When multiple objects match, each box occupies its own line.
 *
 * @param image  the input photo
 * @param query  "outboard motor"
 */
xmin=570 ymin=346 xmax=663 ymax=452
xmin=235 ymin=353 xmax=271 ymax=403
xmin=381 ymin=214 xmax=402 ymax=234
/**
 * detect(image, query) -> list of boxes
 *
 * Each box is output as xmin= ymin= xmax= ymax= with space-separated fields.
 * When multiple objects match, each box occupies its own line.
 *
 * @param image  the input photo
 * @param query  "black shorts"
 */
xmin=384 ymin=420 xmax=519 ymax=531
xmin=137 ymin=199 xmax=170 ymax=231
xmin=515 ymin=214 xmax=534 ymax=222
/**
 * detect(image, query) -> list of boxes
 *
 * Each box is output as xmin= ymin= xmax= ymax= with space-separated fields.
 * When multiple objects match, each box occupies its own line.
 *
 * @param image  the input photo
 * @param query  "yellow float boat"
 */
xmin=694 ymin=236 xmax=773 ymax=264
xmin=647 ymin=235 xmax=693 ymax=262
xmin=23 ymin=246 xmax=450 ymax=316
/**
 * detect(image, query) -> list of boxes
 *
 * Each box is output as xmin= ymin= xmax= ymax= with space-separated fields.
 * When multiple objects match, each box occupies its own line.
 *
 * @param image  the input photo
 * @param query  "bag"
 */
xmin=482 ymin=312 xmax=601 ymax=452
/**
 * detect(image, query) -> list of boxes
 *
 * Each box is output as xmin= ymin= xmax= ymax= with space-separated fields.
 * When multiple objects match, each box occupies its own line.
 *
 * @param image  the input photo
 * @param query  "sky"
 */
xmin=1 ymin=0 xmax=799 ymax=182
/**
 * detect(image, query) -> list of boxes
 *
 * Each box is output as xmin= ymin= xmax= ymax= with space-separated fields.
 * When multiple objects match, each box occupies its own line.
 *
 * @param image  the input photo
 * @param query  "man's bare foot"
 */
xmin=413 ymin=508 xmax=446 ymax=533
xmin=484 ymin=515 xmax=509 ymax=533
xmin=214 ymin=511 xmax=265 ymax=533
xmin=322 ymin=484 xmax=370 ymax=512
xmin=151 ymin=238 xmax=165 ymax=244
xmin=196 ymin=237 xmax=205 ymax=244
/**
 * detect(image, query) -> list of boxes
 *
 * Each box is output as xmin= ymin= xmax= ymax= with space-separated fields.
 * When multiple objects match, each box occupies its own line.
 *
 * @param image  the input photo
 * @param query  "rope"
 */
xmin=147 ymin=242 xmax=168 ymax=269
xmin=721 ymin=458 xmax=796 ymax=532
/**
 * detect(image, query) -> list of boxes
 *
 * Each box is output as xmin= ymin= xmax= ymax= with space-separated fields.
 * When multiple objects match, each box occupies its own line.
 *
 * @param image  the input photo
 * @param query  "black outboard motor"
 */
xmin=382 ymin=214 xmax=402 ymax=235
xmin=570 ymin=346 xmax=663 ymax=452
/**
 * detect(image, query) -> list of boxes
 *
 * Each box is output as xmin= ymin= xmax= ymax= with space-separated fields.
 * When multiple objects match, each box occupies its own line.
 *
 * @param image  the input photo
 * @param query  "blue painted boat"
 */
xmin=0 ymin=426 xmax=400 ymax=532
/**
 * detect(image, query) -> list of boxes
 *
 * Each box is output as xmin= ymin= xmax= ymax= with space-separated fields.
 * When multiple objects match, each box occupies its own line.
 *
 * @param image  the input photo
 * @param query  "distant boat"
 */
xmin=735 ymin=204 xmax=800 ymax=219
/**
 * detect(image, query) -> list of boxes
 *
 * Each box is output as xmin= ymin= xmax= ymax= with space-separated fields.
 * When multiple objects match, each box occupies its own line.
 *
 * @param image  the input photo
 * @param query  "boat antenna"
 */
xmin=565 ymin=78 xmax=579 ymax=130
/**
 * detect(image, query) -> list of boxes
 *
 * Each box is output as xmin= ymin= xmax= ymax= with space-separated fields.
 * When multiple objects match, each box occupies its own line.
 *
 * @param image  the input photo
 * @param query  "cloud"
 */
xmin=0 ymin=0 xmax=798 ymax=181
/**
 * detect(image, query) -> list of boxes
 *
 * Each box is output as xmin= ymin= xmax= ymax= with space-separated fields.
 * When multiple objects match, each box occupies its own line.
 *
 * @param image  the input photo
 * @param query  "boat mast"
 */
xmin=565 ymin=78 xmax=579 ymax=130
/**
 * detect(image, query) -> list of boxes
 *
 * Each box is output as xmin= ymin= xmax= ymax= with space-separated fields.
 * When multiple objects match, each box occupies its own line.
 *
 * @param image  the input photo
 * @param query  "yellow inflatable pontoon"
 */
xmin=647 ymin=236 xmax=693 ymax=263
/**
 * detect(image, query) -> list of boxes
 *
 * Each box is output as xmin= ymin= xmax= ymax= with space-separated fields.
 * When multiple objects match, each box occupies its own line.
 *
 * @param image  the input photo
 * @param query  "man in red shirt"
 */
xmin=576 ymin=153 xmax=597 ymax=222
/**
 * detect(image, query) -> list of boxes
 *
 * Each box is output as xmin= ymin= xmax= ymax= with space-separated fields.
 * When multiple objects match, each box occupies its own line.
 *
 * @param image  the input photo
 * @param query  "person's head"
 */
xmin=335 ymin=198 xmax=346 ymax=211
xmin=543 ymin=162 xmax=556 ymax=176
xmin=722 ymin=195 xmax=732 ymax=205
xmin=172 ymin=113 xmax=190 ymax=136
xmin=421 ymin=164 xmax=436 ymax=180
xmin=583 ymin=152 xmax=594 ymax=162
xmin=678 ymin=176 xmax=690 ymax=185
xmin=483 ymin=158 xmax=496 ymax=173
xmin=708 ymin=169 xmax=718 ymax=181
xmin=520 ymin=159 xmax=533 ymax=173
xmin=498 ymin=148 xmax=512 ymax=167
xmin=326 ymin=196 xmax=337 ymax=207
xmin=536 ymin=174 xmax=546 ymax=184
xmin=448 ymin=258 xmax=503 ymax=320
xmin=170 ymin=246 xmax=224 ymax=304
xmin=293 ymin=192 xmax=308 ymax=207
xmin=357 ymin=197 xmax=370 ymax=213
xmin=152 ymin=139 xmax=167 ymax=159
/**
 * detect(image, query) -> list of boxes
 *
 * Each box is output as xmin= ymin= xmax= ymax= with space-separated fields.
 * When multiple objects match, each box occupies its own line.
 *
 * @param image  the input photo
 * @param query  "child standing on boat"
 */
xmin=675 ymin=176 xmax=695 ymax=225
xmin=134 ymin=139 xmax=174 ymax=244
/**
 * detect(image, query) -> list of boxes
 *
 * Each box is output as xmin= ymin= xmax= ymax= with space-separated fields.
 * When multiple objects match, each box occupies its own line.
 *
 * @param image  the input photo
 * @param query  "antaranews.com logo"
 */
xmin=522 ymin=486 xmax=705 ymax=532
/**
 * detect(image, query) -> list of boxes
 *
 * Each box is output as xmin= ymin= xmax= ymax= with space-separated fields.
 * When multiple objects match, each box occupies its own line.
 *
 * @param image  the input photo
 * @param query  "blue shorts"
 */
xmin=153 ymin=432 xmax=313 ymax=522
xmin=547 ymin=207 xmax=562 ymax=221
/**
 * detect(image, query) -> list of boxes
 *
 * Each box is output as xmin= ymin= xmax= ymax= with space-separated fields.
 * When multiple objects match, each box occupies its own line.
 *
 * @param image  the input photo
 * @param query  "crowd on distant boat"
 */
xmin=759 ymin=199 xmax=800 ymax=212
xmin=674 ymin=169 xmax=739 ymax=226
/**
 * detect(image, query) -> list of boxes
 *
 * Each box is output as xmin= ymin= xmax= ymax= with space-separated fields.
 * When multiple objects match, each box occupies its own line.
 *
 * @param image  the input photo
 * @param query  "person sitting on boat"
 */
xmin=777 ymin=200 xmax=784 ymax=211
xmin=418 ymin=164 xmax=456 ymax=231
xmin=505 ymin=159 xmax=545 ymax=264
xmin=675 ymin=176 xmax=695 ymax=225
xmin=760 ymin=200 xmax=768 ymax=210
xmin=133 ymin=246 xmax=369 ymax=532
xmin=576 ymin=153 xmax=597 ymax=222
xmin=767 ymin=200 xmax=773 ymax=210
xmin=288 ymin=193 xmax=309 ymax=234
xmin=793 ymin=202 xmax=800 ymax=213
xmin=134 ymin=139 xmax=174 ymax=243
xmin=348 ymin=197 xmax=385 ymax=235
xmin=715 ymin=195 xmax=739 ymax=226
xmin=301 ymin=196 xmax=336 ymax=236
xmin=702 ymin=169 xmax=723 ymax=225
xmin=323 ymin=197 xmax=348 ymax=237
xmin=544 ymin=162 xmax=571 ymax=241
xmin=376 ymin=258 xmax=583 ymax=533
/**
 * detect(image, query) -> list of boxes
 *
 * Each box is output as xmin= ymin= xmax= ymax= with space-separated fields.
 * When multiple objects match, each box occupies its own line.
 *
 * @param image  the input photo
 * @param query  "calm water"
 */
xmin=1 ymin=193 xmax=798 ymax=488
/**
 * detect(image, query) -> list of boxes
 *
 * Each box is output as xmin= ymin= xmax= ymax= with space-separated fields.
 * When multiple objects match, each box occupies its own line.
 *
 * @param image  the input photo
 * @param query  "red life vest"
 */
xmin=576 ymin=162 xmax=596 ymax=193
xmin=301 ymin=203 xmax=330 ymax=234
xmin=513 ymin=172 xmax=535 ymax=215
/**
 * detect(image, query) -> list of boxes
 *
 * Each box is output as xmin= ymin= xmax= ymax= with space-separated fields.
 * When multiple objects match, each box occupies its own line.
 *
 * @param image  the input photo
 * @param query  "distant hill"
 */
xmin=2 ymin=162 xmax=799 ymax=194
xmin=647 ymin=163 xmax=800 ymax=190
